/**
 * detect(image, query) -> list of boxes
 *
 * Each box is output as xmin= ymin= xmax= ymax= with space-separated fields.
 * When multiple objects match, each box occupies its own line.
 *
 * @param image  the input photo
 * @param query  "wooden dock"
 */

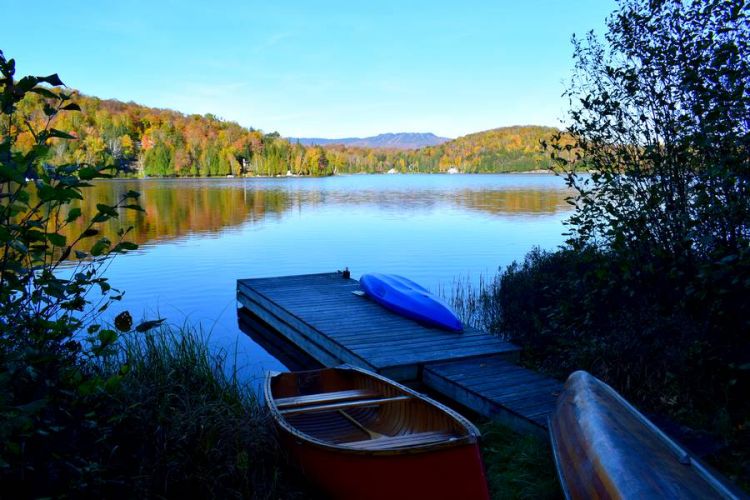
xmin=237 ymin=272 xmax=561 ymax=433
xmin=423 ymin=358 xmax=561 ymax=436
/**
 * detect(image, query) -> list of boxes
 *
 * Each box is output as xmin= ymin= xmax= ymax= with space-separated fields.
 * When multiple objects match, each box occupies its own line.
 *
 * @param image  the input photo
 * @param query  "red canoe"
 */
xmin=265 ymin=365 xmax=490 ymax=500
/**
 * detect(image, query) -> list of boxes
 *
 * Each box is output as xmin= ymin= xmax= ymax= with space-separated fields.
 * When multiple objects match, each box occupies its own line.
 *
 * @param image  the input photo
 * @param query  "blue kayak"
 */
xmin=359 ymin=273 xmax=463 ymax=332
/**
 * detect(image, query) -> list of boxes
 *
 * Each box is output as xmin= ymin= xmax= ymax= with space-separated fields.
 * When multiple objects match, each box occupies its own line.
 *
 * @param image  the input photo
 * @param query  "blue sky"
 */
xmin=5 ymin=0 xmax=616 ymax=138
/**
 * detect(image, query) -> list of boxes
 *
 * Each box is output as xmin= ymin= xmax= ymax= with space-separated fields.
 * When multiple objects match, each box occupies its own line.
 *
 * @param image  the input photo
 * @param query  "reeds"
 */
xmin=107 ymin=326 xmax=314 ymax=499
xmin=442 ymin=273 xmax=505 ymax=338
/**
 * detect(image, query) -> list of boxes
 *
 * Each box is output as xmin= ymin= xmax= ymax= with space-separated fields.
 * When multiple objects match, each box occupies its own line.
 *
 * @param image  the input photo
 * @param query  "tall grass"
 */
xmin=443 ymin=273 xmax=504 ymax=336
xmin=105 ymin=326 xmax=314 ymax=499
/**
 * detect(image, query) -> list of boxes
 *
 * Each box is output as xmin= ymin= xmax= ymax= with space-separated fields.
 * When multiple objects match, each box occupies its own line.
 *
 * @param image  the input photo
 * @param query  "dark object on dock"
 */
xmin=266 ymin=365 xmax=490 ymax=500
xmin=549 ymin=371 xmax=745 ymax=500
xmin=359 ymin=273 xmax=463 ymax=332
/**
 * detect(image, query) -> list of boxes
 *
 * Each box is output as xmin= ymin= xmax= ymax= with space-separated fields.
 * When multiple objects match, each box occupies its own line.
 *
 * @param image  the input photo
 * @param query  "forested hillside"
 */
xmin=322 ymin=126 xmax=558 ymax=173
xmin=14 ymin=91 xmax=558 ymax=176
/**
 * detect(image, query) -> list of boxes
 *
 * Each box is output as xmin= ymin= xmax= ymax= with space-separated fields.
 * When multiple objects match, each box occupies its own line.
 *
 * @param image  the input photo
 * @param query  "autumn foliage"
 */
xmin=13 ymin=90 xmax=560 ymax=176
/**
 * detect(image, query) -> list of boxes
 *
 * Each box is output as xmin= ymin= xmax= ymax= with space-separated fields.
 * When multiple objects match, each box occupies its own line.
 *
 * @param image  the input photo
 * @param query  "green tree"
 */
xmin=144 ymin=140 xmax=173 ymax=176
xmin=551 ymin=0 xmax=749 ymax=264
xmin=525 ymin=0 xmax=750 ymax=454
xmin=0 ymin=50 xmax=161 ymax=495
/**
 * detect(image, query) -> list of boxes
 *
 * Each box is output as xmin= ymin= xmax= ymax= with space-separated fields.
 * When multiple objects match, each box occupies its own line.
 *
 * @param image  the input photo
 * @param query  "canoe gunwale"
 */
xmin=591 ymin=373 xmax=743 ymax=499
xmin=265 ymin=365 xmax=481 ymax=457
xmin=547 ymin=415 xmax=573 ymax=500
xmin=549 ymin=371 xmax=745 ymax=500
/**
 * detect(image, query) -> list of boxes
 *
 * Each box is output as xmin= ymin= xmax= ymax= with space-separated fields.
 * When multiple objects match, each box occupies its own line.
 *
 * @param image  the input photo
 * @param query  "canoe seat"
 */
xmin=276 ymin=389 xmax=380 ymax=410
xmin=279 ymin=395 xmax=411 ymax=416
xmin=343 ymin=431 xmax=459 ymax=450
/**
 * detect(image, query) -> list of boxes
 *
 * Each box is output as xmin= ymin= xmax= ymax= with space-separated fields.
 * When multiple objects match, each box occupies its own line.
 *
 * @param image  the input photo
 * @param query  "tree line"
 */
xmin=11 ymin=91 xmax=558 ymax=177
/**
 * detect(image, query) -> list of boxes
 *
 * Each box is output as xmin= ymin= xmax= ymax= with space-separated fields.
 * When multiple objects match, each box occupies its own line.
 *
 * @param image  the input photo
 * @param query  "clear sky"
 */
xmin=4 ymin=0 xmax=617 ymax=138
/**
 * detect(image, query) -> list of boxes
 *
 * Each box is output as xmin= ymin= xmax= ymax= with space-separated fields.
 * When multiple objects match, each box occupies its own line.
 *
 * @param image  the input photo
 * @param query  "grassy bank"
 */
xmin=1 ymin=320 xmax=564 ymax=499
xmin=109 ymin=328 xmax=315 ymax=499
xmin=480 ymin=422 xmax=561 ymax=499
xmin=0 ymin=326 xmax=316 ymax=499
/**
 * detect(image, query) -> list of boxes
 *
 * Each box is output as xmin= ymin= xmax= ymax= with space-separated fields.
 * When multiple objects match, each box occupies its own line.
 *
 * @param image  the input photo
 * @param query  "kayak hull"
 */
xmin=359 ymin=273 xmax=463 ymax=331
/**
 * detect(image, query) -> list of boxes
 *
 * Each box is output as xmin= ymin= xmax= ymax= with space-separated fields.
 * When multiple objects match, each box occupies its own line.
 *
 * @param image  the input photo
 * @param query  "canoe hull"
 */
xmin=267 ymin=366 xmax=489 ymax=500
xmin=550 ymin=370 xmax=742 ymax=499
xmin=359 ymin=273 xmax=463 ymax=331
xmin=280 ymin=431 xmax=489 ymax=500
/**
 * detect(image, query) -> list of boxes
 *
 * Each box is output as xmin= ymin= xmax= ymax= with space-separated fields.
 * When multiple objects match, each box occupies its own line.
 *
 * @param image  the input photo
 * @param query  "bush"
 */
xmin=451 ymin=247 xmax=749 ymax=486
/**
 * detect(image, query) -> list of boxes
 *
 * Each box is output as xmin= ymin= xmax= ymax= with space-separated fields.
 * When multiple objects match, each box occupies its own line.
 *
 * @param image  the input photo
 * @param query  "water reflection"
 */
xmin=62 ymin=176 xmax=571 ymax=248
xmin=55 ymin=174 xmax=574 ymax=383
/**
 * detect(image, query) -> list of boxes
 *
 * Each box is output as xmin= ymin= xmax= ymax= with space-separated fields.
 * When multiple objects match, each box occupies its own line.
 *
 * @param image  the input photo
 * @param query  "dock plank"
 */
xmin=423 ymin=357 xmax=562 ymax=436
xmin=237 ymin=272 xmax=561 ymax=434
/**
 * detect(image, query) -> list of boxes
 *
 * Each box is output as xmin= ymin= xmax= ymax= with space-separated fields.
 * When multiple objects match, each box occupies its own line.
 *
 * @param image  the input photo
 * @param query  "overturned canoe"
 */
xmin=266 ymin=365 xmax=489 ymax=500
xmin=549 ymin=370 xmax=743 ymax=499
xmin=359 ymin=273 xmax=463 ymax=331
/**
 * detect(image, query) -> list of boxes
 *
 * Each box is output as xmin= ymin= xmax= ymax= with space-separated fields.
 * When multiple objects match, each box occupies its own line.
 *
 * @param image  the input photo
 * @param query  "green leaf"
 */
xmin=61 ymin=103 xmax=81 ymax=111
xmin=28 ymin=228 xmax=46 ymax=240
xmin=16 ymin=399 xmax=48 ymax=415
xmin=66 ymin=207 xmax=81 ymax=222
xmin=114 ymin=311 xmax=133 ymax=332
xmin=39 ymin=73 xmax=64 ymax=86
xmin=48 ymin=129 xmax=75 ymax=140
xmin=74 ymin=250 xmax=88 ymax=259
xmin=43 ymin=103 xmax=57 ymax=117
xmin=81 ymin=228 xmax=99 ymax=238
xmin=96 ymin=203 xmax=118 ymax=217
xmin=124 ymin=190 xmax=141 ymax=199
xmin=0 ymin=164 xmax=26 ymax=183
xmin=90 ymin=238 xmax=111 ymax=257
xmin=16 ymin=76 xmax=39 ymax=93
xmin=78 ymin=166 xmax=99 ymax=180
xmin=98 ymin=329 xmax=117 ymax=346
xmin=135 ymin=319 xmax=166 ymax=333
xmin=28 ymin=87 xmax=57 ymax=99
xmin=46 ymin=233 xmax=66 ymax=247
xmin=112 ymin=241 xmax=138 ymax=253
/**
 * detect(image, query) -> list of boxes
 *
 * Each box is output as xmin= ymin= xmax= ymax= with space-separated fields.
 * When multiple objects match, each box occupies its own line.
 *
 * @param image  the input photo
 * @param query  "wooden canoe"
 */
xmin=549 ymin=370 xmax=744 ymax=499
xmin=265 ymin=365 xmax=489 ymax=500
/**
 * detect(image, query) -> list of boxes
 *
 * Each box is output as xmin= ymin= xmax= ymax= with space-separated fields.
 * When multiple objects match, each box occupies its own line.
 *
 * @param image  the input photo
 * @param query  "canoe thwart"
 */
xmin=275 ymin=389 xmax=379 ymax=409
xmin=279 ymin=395 xmax=411 ymax=416
xmin=343 ymin=431 xmax=459 ymax=451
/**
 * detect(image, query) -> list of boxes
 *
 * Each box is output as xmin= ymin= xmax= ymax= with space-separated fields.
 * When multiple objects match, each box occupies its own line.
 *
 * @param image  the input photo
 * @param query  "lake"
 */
xmin=75 ymin=174 xmax=573 ymax=382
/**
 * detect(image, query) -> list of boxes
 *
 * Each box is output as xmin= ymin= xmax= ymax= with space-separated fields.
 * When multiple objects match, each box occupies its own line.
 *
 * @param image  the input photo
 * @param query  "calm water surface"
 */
xmin=76 ymin=174 xmax=572 ymax=382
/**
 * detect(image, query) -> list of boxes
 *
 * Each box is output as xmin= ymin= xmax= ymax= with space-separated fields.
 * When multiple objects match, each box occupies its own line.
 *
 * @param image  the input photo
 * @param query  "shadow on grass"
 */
xmin=480 ymin=421 xmax=562 ymax=500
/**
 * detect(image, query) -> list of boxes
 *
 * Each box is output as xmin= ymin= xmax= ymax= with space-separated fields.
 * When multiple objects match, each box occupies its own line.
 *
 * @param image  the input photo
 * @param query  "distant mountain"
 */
xmin=288 ymin=132 xmax=451 ymax=150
